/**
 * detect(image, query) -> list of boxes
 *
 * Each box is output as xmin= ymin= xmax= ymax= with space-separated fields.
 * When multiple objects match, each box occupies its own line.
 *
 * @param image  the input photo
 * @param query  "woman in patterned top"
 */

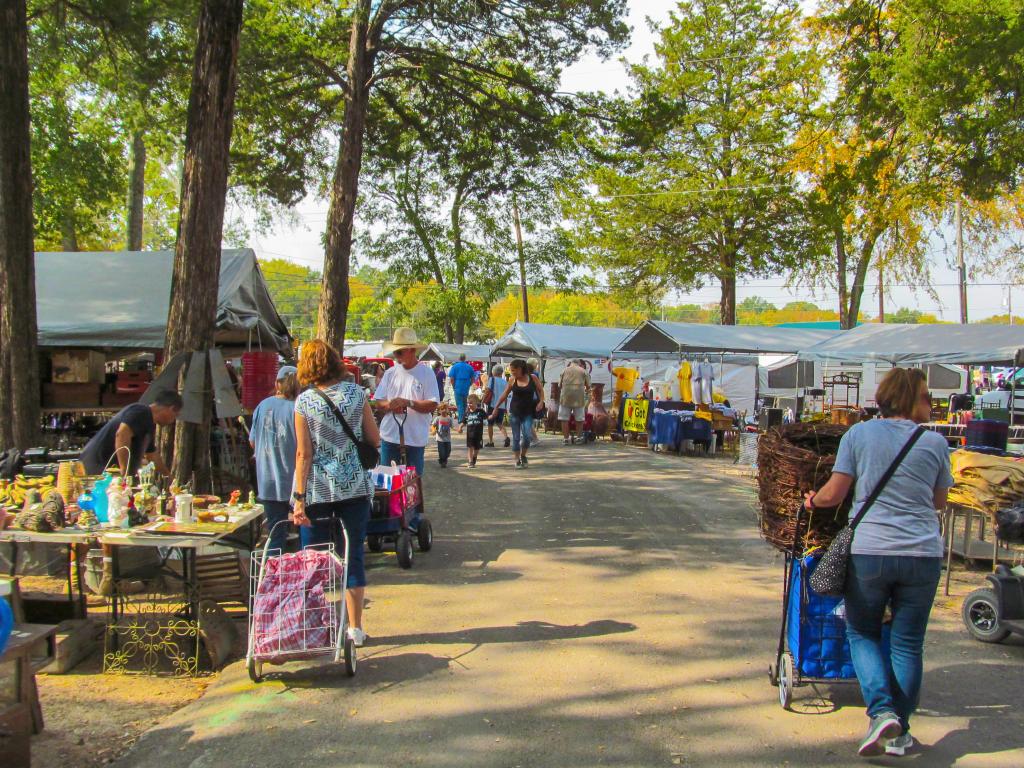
xmin=293 ymin=340 xmax=380 ymax=647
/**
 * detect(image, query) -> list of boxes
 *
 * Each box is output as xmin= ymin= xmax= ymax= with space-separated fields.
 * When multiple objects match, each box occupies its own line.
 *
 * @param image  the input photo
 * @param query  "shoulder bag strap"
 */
xmin=849 ymin=425 xmax=927 ymax=531
xmin=311 ymin=387 xmax=365 ymax=449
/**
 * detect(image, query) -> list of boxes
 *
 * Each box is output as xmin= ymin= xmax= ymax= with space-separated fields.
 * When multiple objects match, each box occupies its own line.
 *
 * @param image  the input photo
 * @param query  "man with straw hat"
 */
xmin=372 ymin=327 xmax=440 ymax=477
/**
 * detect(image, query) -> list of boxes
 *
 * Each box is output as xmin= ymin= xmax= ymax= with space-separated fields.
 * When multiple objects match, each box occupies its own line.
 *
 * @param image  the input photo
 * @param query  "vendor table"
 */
xmin=97 ymin=506 xmax=262 ymax=675
xmin=0 ymin=529 xmax=94 ymax=619
xmin=942 ymin=502 xmax=1023 ymax=596
xmin=924 ymin=422 xmax=1024 ymax=446
xmin=0 ymin=623 xmax=58 ymax=767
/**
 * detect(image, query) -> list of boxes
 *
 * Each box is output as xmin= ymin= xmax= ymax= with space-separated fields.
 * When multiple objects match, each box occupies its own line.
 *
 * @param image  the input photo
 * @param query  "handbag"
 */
xmin=808 ymin=425 xmax=926 ymax=597
xmin=311 ymin=388 xmax=379 ymax=470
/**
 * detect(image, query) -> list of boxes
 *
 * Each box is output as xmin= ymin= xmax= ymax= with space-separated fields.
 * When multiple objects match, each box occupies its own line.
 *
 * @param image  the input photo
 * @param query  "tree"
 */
xmin=164 ymin=0 xmax=244 ymax=488
xmin=259 ymin=258 xmax=321 ymax=339
xmin=565 ymin=0 xmax=815 ymax=325
xmin=738 ymin=297 xmax=776 ymax=315
xmin=0 ymin=0 xmax=40 ymax=451
xmin=796 ymin=0 xmax=945 ymax=329
xmin=889 ymin=0 xmax=1024 ymax=198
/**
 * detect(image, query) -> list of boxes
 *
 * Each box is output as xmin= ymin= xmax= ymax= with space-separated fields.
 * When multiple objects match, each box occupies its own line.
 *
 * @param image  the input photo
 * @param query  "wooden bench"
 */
xmin=0 ymin=622 xmax=58 ymax=768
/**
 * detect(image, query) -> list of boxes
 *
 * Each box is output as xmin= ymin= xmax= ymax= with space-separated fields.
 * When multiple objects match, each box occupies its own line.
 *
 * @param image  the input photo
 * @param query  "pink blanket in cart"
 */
xmin=252 ymin=549 xmax=341 ymax=656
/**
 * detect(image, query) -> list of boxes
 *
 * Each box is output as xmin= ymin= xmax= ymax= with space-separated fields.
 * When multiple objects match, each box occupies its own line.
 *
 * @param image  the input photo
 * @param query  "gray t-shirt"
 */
xmin=833 ymin=419 xmax=953 ymax=558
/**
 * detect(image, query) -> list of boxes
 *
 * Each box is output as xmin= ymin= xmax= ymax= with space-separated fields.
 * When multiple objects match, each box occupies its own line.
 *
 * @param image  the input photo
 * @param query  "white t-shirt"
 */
xmin=374 ymin=362 xmax=440 ymax=447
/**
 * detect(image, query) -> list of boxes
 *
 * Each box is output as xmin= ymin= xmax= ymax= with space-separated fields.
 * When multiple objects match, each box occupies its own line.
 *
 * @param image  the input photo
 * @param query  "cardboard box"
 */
xmin=50 ymin=350 xmax=106 ymax=384
xmin=42 ymin=383 xmax=102 ymax=408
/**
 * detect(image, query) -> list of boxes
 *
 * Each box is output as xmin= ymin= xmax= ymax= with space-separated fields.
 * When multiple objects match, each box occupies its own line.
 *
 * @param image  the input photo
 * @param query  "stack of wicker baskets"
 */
xmin=757 ymin=423 xmax=852 ymax=553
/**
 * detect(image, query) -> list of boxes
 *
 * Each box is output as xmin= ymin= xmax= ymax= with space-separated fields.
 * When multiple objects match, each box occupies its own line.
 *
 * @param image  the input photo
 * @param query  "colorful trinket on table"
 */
xmin=229 ymin=489 xmax=241 ymax=505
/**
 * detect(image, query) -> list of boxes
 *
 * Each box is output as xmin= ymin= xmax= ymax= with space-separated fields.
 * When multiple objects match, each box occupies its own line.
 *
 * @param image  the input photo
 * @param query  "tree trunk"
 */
xmin=127 ymin=130 xmax=146 ymax=250
xmin=164 ymin=0 xmax=244 ymax=490
xmin=846 ymin=229 xmax=882 ymax=331
xmin=317 ymin=0 xmax=374 ymax=354
xmin=835 ymin=226 xmax=850 ymax=329
xmin=512 ymin=199 xmax=529 ymax=323
xmin=0 ymin=0 xmax=40 ymax=451
xmin=719 ymin=251 xmax=737 ymax=325
xmin=60 ymin=210 xmax=78 ymax=250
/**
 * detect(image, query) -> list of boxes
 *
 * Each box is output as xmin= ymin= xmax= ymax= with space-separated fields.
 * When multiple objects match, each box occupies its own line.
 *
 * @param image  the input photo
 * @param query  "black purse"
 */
xmin=808 ymin=425 xmax=926 ymax=596
xmin=311 ymin=388 xmax=379 ymax=471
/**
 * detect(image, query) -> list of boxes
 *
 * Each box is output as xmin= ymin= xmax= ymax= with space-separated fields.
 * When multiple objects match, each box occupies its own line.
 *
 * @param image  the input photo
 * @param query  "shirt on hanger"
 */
xmin=612 ymin=366 xmax=640 ymax=393
xmin=676 ymin=361 xmax=692 ymax=402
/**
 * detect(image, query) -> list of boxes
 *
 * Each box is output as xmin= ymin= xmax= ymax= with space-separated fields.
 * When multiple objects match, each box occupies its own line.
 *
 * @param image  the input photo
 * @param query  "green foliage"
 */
xmin=564 ymin=0 xmax=816 ymax=325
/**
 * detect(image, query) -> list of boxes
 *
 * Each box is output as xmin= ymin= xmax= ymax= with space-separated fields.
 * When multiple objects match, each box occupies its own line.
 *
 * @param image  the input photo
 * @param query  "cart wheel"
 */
xmin=416 ymin=519 xmax=433 ymax=552
xmin=366 ymin=535 xmax=384 ymax=553
xmin=778 ymin=652 xmax=795 ymax=710
xmin=962 ymin=588 xmax=1010 ymax=643
xmin=344 ymin=636 xmax=357 ymax=677
xmin=396 ymin=531 xmax=414 ymax=569
xmin=248 ymin=657 xmax=264 ymax=683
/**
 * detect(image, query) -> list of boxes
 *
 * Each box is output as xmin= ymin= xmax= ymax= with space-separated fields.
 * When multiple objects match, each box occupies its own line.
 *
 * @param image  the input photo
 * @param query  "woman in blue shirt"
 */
xmin=249 ymin=366 xmax=300 ymax=553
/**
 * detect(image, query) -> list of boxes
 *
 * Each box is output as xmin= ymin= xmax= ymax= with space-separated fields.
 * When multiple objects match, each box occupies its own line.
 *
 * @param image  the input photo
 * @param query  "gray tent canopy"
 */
xmin=35 ymin=248 xmax=293 ymax=356
xmin=615 ymin=320 xmax=840 ymax=356
xmin=490 ymin=322 xmax=631 ymax=360
xmin=797 ymin=323 xmax=1024 ymax=366
xmin=420 ymin=343 xmax=492 ymax=364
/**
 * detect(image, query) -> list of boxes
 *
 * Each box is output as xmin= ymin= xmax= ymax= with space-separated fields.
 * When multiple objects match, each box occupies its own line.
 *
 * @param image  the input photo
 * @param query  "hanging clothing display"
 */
xmin=676 ymin=361 xmax=693 ymax=402
xmin=612 ymin=366 xmax=640 ymax=393
xmin=693 ymin=360 xmax=715 ymax=405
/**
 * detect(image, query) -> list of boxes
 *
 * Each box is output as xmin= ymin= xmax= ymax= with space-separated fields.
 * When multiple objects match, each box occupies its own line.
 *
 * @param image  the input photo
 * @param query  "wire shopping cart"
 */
xmin=246 ymin=522 xmax=356 ymax=682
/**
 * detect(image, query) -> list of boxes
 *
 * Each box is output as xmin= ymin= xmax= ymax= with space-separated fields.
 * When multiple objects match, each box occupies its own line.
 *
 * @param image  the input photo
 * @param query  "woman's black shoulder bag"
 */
xmin=311 ymin=388 xmax=379 ymax=471
xmin=808 ymin=425 xmax=926 ymax=596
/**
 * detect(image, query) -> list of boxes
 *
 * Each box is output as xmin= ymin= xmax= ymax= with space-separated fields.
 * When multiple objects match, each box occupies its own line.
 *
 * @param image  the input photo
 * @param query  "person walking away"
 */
xmin=485 ymin=364 xmax=510 ymax=448
xmin=249 ymin=366 xmax=299 ymax=553
xmin=489 ymin=359 xmax=545 ymax=469
xmin=80 ymin=390 xmax=182 ymax=478
xmin=805 ymin=367 xmax=952 ymax=758
xmin=433 ymin=361 xmax=447 ymax=404
xmin=432 ymin=403 xmax=453 ymax=467
xmin=448 ymin=353 xmax=476 ymax=422
xmin=292 ymin=340 xmax=380 ymax=647
xmin=372 ymin=328 xmax=439 ymax=478
xmin=458 ymin=394 xmax=487 ymax=467
xmin=559 ymin=359 xmax=591 ymax=445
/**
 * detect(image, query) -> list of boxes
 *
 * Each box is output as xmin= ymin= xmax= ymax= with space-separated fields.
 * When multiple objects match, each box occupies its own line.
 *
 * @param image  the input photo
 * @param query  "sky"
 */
xmin=232 ymin=0 xmax=1014 ymax=323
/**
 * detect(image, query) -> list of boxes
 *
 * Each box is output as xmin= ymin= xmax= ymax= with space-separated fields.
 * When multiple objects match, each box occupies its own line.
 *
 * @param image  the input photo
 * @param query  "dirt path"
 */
xmin=114 ymin=437 xmax=1024 ymax=767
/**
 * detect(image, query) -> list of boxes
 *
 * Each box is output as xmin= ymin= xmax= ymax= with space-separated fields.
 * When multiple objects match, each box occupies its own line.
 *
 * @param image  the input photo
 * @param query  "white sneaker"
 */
xmin=885 ymin=732 xmax=914 ymax=756
xmin=858 ymin=713 xmax=902 ymax=757
xmin=347 ymin=627 xmax=367 ymax=647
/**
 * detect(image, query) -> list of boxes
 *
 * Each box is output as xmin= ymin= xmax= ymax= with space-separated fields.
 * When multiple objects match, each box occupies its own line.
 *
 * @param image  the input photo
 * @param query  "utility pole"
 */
xmin=512 ymin=197 xmax=529 ymax=323
xmin=955 ymin=200 xmax=968 ymax=323
xmin=878 ymin=263 xmax=885 ymax=322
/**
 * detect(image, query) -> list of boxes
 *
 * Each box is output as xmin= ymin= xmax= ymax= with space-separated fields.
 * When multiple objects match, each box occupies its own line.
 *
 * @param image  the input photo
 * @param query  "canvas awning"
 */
xmin=419 ymin=343 xmax=492 ymax=364
xmin=490 ymin=322 xmax=631 ymax=360
xmin=615 ymin=320 xmax=840 ymax=356
xmin=797 ymin=323 xmax=1024 ymax=366
xmin=35 ymin=248 xmax=293 ymax=356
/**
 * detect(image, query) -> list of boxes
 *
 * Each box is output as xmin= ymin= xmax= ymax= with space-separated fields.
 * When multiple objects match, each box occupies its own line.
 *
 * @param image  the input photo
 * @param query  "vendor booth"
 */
xmin=419 ymin=343 xmax=492 ymax=365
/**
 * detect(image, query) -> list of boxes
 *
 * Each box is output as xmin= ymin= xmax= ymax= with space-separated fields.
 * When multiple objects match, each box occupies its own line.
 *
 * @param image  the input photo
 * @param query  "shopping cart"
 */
xmin=768 ymin=505 xmax=868 ymax=709
xmin=246 ymin=522 xmax=357 ymax=682
xmin=366 ymin=410 xmax=434 ymax=569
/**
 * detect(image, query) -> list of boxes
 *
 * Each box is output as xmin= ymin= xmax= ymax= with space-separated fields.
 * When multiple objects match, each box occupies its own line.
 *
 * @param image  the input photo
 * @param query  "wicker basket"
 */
xmin=757 ymin=423 xmax=853 ymax=553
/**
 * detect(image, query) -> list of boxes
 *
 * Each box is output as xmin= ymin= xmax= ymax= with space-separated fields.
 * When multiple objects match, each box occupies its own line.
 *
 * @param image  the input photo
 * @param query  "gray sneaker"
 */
xmin=885 ymin=732 xmax=914 ymax=756
xmin=858 ymin=713 xmax=902 ymax=757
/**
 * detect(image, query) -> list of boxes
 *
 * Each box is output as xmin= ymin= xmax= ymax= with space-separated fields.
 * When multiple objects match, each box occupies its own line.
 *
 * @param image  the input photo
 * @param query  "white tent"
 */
xmin=797 ymin=323 xmax=1024 ymax=366
xmin=615 ymin=320 xmax=840 ymax=356
xmin=420 ymin=343 xmax=492 ymax=364
xmin=344 ymin=341 xmax=385 ymax=359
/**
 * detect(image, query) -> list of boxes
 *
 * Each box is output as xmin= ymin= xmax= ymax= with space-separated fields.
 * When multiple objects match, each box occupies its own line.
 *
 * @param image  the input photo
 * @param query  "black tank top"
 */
xmin=509 ymin=377 xmax=535 ymax=417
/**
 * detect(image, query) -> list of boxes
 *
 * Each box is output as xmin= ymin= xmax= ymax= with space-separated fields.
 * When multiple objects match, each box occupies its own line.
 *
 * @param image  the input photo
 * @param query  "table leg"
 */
xmin=944 ymin=507 xmax=955 ymax=596
xmin=73 ymin=544 xmax=88 ymax=618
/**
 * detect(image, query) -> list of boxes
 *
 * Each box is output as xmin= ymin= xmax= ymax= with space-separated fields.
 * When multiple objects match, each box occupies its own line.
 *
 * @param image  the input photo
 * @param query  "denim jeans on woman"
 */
xmin=844 ymin=554 xmax=942 ymax=734
xmin=299 ymin=496 xmax=371 ymax=588
xmin=509 ymin=413 xmax=534 ymax=453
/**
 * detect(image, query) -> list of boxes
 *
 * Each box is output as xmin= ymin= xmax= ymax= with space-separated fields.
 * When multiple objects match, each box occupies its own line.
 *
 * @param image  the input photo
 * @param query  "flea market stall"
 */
xmin=792 ymin=323 xmax=1024 ymax=588
xmin=489 ymin=322 xmax=633 ymax=435
xmin=612 ymin=321 xmax=839 ymax=454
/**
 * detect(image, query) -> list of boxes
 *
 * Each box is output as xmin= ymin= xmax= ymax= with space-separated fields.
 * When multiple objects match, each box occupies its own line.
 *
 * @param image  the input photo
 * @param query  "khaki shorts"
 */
xmin=558 ymin=404 xmax=585 ymax=421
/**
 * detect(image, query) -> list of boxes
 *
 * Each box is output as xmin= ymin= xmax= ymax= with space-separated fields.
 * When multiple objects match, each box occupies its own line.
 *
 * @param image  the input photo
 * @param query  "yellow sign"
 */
xmin=622 ymin=397 xmax=650 ymax=433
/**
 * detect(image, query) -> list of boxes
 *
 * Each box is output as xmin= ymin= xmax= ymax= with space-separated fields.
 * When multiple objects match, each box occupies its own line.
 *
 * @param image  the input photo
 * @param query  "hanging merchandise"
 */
xmin=676 ymin=360 xmax=693 ymax=402
xmin=612 ymin=366 xmax=640 ymax=394
xmin=692 ymin=358 xmax=715 ymax=405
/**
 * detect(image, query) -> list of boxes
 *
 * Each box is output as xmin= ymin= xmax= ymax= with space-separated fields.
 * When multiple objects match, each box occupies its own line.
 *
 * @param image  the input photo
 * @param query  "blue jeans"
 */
xmin=844 ymin=554 xmax=941 ymax=733
xmin=300 ymin=497 xmax=371 ymax=588
xmin=380 ymin=441 xmax=425 ymax=477
xmin=454 ymin=390 xmax=469 ymax=422
xmin=259 ymin=499 xmax=291 ymax=553
xmin=509 ymin=413 xmax=534 ymax=453
xmin=437 ymin=441 xmax=451 ymax=465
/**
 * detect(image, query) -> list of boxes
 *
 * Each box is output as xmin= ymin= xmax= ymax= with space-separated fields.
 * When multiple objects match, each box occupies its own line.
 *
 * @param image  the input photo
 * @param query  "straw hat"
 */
xmin=383 ymin=327 xmax=427 ymax=355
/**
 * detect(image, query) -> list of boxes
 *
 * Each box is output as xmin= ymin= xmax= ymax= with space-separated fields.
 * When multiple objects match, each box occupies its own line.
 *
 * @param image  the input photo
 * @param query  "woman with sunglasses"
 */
xmin=805 ymin=368 xmax=951 ymax=759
